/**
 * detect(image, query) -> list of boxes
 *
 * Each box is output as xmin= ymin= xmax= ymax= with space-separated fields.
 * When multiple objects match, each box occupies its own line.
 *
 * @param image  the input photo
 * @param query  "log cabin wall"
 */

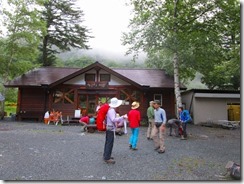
xmin=16 ymin=86 xmax=176 ymax=122
xmin=17 ymin=88 xmax=47 ymax=121
xmin=47 ymin=84 xmax=176 ymax=121
xmin=144 ymin=88 xmax=176 ymax=120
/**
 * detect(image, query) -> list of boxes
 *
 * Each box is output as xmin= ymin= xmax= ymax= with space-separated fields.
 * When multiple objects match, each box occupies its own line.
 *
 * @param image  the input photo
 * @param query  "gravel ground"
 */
xmin=0 ymin=120 xmax=241 ymax=181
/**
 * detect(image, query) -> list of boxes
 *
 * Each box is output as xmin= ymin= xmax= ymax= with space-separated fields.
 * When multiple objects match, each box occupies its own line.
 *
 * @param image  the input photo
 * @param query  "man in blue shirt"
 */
xmin=151 ymin=100 xmax=167 ymax=154
xmin=178 ymin=106 xmax=192 ymax=140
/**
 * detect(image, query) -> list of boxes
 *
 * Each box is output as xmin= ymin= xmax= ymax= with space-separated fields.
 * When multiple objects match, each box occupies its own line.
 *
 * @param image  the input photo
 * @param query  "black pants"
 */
xmin=182 ymin=120 xmax=192 ymax=138
xmin=103 ymin=130 xmax=114 ymax=160
xmin=182 ymin=122 xmax=187 ymax=138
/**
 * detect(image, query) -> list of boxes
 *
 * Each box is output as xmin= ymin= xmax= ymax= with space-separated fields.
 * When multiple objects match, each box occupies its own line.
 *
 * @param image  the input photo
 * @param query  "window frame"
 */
xmin=100 ymin=74 xmax=111 ymax=82
xmin=85 ymin=74 xmax=95 ymax=81
xmin=154 ymin=94 xmax=162 ymax=105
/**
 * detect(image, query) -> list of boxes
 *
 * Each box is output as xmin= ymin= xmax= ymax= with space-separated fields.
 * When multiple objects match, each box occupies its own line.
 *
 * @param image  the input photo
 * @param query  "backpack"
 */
xmin=96 ymin=104 xmax=110 ymax=131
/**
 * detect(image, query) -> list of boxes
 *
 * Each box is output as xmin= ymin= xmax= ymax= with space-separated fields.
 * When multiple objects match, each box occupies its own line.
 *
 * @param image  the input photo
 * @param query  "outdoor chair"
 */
xmin=48 ymin=111 xmax=62 ymax=125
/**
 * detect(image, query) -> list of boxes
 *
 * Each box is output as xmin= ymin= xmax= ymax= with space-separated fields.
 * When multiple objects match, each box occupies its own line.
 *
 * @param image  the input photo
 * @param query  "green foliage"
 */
xmin=123 ymin=0 xmax=240 ymax=90
xmin=39 ymin=0 xmax=92 ymax=66
xmin=0 ymin=0 xmax=45 ymax=83
xmin=5 ymin=101 xmax=17 ymax=116
xmin=62 ymin=56 xmax=95 ymax=68
xmin=0 ymin=0 xmax=45 ymax=107
xmin=4 ymin=88 xmax=18 ymax=102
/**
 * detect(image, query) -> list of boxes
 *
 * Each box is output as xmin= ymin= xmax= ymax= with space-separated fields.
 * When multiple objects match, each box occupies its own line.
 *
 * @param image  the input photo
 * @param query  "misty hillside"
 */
xmin=58 ymin=49 xmax=207 ymax=90
xmin=185 ymin=73 xmax=208 ymax=90
xmin=58 ymin=48 xmax=147 ymax=67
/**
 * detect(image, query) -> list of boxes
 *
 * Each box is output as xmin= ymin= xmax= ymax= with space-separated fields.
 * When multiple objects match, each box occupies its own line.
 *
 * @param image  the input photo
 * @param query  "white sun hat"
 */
xmin=131 ymin=101 xmax=140 ymax=109
xmin=109 ymin=97 xmax=123 ymax=108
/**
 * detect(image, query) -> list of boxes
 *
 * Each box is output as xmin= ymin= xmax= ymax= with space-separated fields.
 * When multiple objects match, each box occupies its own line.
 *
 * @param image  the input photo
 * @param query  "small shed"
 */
xmin=181 ymin=89 xmax=240 ymax=125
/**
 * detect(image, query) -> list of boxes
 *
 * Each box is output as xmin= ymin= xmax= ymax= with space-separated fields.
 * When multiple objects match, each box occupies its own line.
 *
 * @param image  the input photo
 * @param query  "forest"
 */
xmin=0 ymin=0 xmax=240 ymax=106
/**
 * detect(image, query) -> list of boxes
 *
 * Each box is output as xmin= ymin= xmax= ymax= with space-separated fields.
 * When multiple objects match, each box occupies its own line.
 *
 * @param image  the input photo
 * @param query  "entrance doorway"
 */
xmin=78 ymin=92 xmax=116 ymax=115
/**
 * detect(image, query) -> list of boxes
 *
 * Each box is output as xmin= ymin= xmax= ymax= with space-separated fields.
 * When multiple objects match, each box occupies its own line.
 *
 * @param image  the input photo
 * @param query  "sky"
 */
xmin=76 ymin=0 xmax=133 ymax=56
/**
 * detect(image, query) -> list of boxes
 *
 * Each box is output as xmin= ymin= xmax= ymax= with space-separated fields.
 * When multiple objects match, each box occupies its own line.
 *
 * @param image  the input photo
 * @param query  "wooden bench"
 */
xmin=19 ymin=111 xmax=43 ymax=121
xmin=62 ymin=117 xmax=81 ymax=125
xmin=85 ymin=124 xmax=97 ymax=133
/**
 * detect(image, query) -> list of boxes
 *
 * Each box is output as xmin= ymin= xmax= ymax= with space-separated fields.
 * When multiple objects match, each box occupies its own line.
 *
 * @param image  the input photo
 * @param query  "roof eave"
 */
xmin=49 ymin=61 xmax=143 ymax=89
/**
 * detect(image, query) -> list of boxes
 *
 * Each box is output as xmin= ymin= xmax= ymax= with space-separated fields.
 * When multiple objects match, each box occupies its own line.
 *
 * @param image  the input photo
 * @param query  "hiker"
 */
xmin=79 ymin=114 xmax=89 ymax=131
xmin=178 ymin=106 xmax=192 ymax=140
xmin=103 ymin=97 xmax=126 ymax=164
xmin=128 ymin=101 xmax=141 ymax=151
xmin=152 ymin=100 xmax=167 ymax=154
xmin=96 ymin=101 xmax=103 ymax=113
xmin=115 ymin=112 xmax=125 ymax=136
xmin=167 ymin=118 xmax=181 ymax=137
xmin=146 ymin=101 xmax=155 ymax=140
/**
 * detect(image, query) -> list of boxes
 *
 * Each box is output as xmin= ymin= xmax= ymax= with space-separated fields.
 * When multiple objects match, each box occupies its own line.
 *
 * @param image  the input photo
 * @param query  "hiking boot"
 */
xmin=180 ymin=135 xmax=187 ymax=140
xmin=131 ymin=148 xmax=138 ymax=151
xmin=181 ymin=137 xmax=187 ymax=140
xmin=129 ymin=144 xmax=132 ymax=149
xmin=158 ymin=150 xmax=165 ymax=154
xmin=104 ymin=159 xmax=115 ymax=164
xmin=116 ymin=132 xmax=122 ymax=136
xmin=154 ymin=147 xmax=160 ymax=151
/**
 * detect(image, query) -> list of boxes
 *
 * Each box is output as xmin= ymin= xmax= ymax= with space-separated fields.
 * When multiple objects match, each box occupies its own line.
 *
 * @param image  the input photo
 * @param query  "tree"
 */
xmin=200 ymin=0 xmax=240 ymax=89
xmin=39 ymin=0 xmax=92 ymax=66
xmin=122 ymin=0 xmax=240 ymax=108
xmin=0 ymin=0 xmax=46 ymax=81
xmin=0 ymin=0 xmax=46 ymax=115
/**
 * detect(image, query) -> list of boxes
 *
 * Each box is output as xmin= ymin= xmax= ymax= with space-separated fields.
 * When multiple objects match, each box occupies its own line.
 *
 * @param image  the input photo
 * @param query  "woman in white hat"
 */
xmin=128 ymin=101 xmax=141 ymax=150
xmin=103 ymin=97 xmax=126 ymax=164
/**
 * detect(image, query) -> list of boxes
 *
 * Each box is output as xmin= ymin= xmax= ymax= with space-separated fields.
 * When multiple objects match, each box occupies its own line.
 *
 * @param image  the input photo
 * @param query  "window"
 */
xmin=154 ymin=94 xmax=162 ymax=105
xmin=85 ymin=74 xmax=95 ymax=81
xmin=79 ymin=95 xmax=87 ymax=109
xmin=53 ymin=89 xmax=74 ymax=104
xmin=120 ymin=89 xmax=142 ymax=105
xmin=100 ymin=74 xmax=110 ymax=81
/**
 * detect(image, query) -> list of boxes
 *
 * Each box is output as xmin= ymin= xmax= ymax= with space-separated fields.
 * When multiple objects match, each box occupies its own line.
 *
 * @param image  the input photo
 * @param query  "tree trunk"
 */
xmin=173 ymin=0 xmax=182 ymax=109
xmin=173 ymin=52 xmax=182 ymax=108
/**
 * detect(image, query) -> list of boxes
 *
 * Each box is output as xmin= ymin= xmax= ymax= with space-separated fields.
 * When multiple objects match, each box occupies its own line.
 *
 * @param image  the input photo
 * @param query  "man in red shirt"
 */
xmin=79 ymin=115 xmax=90 ymax=132
xmin=128 ymin=101 xmax=141 ymax=150
xmin=79 ymin=116 xmax=89 ymax=124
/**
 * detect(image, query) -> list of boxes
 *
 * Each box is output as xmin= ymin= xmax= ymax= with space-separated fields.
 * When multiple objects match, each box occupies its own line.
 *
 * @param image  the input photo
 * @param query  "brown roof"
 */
xmin=5 ymin=67 xmax=80 ymax=87
xmin=113 ymin=69 xmax=175 ymax=88
xmin=5 ymin=62 xmax=184 ymax=89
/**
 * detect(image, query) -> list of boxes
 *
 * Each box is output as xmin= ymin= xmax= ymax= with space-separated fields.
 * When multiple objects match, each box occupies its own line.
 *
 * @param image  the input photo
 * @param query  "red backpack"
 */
xmin=96 ymin=104 xmax=110 ymax=131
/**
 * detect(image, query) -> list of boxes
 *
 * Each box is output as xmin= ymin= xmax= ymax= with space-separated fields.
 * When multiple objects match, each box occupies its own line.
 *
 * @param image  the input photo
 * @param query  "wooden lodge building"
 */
xmin=4 ymin=62 xmax=186 ymax=122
